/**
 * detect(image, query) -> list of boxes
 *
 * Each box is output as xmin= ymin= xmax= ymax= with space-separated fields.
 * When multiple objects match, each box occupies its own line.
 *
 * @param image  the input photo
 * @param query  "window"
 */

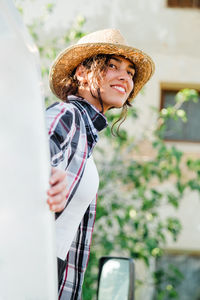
xmin=161 ymin=89 xmax=200 ymax=142
xmin=167 ymin=0 xmax=200 ymax=8
xmin=153 ymin=253 xmax=200 ymax=299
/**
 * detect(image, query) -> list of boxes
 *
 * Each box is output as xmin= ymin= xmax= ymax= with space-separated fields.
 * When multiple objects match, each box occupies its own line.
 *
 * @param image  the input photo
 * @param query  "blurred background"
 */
xmin=13 ymin=0 xmax=200 ymax=299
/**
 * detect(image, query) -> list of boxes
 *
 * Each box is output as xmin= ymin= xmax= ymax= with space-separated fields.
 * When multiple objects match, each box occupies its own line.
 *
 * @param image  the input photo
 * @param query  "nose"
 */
xmin=117 ymin=70 xmax=134 ymax=91
xmin=118 ymin=70 xmax=133 ymax=88
xmin=118 ymin=69 xmax=130 ymax=81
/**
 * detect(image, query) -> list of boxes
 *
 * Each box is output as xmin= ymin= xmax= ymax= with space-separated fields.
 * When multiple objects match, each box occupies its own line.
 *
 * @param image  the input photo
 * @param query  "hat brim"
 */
xmin=49 ymin=42 xmax=155 ymax=102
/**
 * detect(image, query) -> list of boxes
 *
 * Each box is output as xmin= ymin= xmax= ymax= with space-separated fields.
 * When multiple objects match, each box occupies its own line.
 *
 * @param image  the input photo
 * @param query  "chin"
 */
xmin=103 ymin=96 xmax=127 ymax=110
xmin=114 ymin=103 xmax=124 ymax=109
xmin=114 ymin=99 xmax=127 ymax=108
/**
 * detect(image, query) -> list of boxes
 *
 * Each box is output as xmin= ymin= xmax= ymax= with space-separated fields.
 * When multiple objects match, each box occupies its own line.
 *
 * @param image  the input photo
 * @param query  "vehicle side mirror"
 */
xmin=97 ymin=257 xmax=135 ymax=300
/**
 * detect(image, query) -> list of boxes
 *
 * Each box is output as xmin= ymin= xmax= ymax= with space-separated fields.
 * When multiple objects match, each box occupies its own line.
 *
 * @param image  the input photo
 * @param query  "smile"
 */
xmin=111 ymin=85 xmax=126 ymax=94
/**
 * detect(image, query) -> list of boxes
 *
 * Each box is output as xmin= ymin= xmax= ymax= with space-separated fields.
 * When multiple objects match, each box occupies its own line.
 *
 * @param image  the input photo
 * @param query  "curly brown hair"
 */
xmin=59 ymin=54 xmax=136 ymax=134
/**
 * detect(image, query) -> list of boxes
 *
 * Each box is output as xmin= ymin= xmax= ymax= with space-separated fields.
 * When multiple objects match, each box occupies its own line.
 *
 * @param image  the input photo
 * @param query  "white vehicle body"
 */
xmin=0 ymin=1 xmax=57 ymax=299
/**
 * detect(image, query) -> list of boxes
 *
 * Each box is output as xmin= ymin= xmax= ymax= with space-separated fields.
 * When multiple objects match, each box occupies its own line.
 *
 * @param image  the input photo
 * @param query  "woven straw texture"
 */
xmin=49 ymin=29 xmax=155 ymax=102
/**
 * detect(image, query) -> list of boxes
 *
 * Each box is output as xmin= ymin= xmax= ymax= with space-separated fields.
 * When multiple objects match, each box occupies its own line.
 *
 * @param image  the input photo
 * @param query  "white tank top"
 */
xmin=55 ymin=155 xmax=99 ymax=260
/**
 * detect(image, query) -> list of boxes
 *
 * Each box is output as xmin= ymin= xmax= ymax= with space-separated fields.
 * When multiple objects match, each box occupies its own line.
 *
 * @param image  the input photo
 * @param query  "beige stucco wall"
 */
xmin=45 ymin=0 xmax=200 ymax=57
xmin=144 ymin=52 xmax=200 ymax=252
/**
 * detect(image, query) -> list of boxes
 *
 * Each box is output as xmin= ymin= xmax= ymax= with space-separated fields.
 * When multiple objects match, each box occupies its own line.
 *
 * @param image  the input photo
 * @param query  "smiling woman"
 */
xmin=74 ymin=54 xmax=135 ymax=112
xmin=46 ymin=29 xmax=155 ymax=299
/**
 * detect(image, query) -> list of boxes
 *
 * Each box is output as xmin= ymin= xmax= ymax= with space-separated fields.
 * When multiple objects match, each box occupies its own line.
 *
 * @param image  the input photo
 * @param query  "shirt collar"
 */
xmin=67 ymin=95 xmax=108 ymax=132
xmin=67 ymin=95 xmax=108 ymax=156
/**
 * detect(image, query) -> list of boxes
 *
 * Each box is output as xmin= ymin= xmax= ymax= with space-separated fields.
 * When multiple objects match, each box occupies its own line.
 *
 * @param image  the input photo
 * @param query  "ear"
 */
xmin=75 ymin=64 xmax=88 ymax=85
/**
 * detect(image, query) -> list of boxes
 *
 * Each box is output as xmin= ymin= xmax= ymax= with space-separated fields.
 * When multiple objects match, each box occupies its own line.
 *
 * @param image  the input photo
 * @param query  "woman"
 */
xmin=46 ymin=28 xmax=155 ymax=299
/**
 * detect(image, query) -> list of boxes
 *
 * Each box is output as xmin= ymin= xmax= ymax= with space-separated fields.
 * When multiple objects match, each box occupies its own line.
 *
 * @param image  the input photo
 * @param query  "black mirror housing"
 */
xmin=97 ymin=256 xmax=135 ymax=300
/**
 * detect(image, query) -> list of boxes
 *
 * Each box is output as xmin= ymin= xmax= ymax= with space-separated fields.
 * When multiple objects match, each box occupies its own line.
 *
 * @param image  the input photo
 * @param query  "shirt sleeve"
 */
xmin=45 ymin=102 xmax=88 ymax=215
xmin=45 ymin=102 xmax=76 ymax=170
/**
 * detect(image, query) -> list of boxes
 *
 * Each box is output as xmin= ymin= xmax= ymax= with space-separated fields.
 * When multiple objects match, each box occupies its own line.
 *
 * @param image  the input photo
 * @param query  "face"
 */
xmin=76 ymin=55 xmax=135 ymax=113
xmin=97 ymin=55 xmax=135 ymax=111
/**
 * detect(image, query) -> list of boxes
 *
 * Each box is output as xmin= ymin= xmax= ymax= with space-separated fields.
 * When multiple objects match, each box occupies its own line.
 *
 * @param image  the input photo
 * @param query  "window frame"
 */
xmin=167 ymin=0 xmax=200 ymax=8
xmin=160 ymin=88 xmax=200 ymax=144
xmin=154 ymin=251 xmax=200 ymax=299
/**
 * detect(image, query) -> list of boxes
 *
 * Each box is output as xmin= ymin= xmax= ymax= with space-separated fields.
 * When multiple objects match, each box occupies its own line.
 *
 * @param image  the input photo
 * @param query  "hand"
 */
xmin=47 ymin=168 xmax=68 ymax=212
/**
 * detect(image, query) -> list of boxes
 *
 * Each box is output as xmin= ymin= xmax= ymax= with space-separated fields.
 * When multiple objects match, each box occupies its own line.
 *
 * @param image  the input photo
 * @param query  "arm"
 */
xmin=47 ymin=167 xmax=67 ymax=212
xmin=45 ymin=102 xmax=78 ymax=213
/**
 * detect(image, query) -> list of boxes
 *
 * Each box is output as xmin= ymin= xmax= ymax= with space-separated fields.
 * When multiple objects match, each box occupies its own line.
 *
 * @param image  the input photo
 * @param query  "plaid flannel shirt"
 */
xmin=46 ymin=96 xmax=107 ymax=300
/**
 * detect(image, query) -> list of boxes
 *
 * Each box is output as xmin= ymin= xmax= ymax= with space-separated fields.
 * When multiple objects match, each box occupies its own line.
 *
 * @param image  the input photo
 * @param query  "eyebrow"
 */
xmin=110 ymin=57 xmax=135 ymax=70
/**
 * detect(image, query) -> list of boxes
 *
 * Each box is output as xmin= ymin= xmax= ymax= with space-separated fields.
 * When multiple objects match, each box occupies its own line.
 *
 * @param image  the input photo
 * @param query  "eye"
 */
xmin=127 ymin=70 xmax=135 ymax=78
xmin=109 ymin=63 xmax=117 ymax=69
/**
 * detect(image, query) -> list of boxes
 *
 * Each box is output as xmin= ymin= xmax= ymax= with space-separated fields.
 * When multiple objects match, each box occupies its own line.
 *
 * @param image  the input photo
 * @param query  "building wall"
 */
xmin=47 ymin=0 xmax=200 ymax=57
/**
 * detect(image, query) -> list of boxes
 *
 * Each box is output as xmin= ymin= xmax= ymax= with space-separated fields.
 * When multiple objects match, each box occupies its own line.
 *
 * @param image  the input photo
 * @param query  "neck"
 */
xmin=77 ymin=87 xmax=106 ymax=113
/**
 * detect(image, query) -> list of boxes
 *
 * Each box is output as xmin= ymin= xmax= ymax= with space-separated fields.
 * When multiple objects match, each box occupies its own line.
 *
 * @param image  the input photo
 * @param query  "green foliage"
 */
xmin=15 ymin=0 xmax=86 ymax=106
xmin=153 ymin=264 xmax=184 ymax=300
xmin=83 ymin=89 xmax=199 ymax=300
xmin=15 ymin=2 xmax=200 ymax=299
xmin=158 ymin=89 xmax=199 ymax=138
xmin=46 ymin=3 xmax=55 ymax=13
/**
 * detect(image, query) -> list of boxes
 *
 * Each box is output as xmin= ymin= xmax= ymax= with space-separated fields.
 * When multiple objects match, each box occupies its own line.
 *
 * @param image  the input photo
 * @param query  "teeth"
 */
xmin=112 ymin=86 xmax=125 ymax=93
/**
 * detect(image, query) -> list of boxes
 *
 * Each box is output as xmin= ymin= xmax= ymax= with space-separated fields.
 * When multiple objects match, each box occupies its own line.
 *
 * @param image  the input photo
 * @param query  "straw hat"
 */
xmin=49 ymin=29 xmax=155 ymax=102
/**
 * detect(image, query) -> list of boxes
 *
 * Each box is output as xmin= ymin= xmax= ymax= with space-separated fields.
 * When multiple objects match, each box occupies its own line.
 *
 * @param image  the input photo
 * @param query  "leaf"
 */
xmin=167 ymin=193 xmax=179 ymax=209
xmin=46 ymin=3 xmax=55 ymax=13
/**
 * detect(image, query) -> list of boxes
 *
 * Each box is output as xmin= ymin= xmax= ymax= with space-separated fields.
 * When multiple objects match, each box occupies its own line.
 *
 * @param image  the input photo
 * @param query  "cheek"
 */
xmin=103 ymin=69 xmax=115 ymax=82
xmin=129 ymin=80 xmax=134 ymax=94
